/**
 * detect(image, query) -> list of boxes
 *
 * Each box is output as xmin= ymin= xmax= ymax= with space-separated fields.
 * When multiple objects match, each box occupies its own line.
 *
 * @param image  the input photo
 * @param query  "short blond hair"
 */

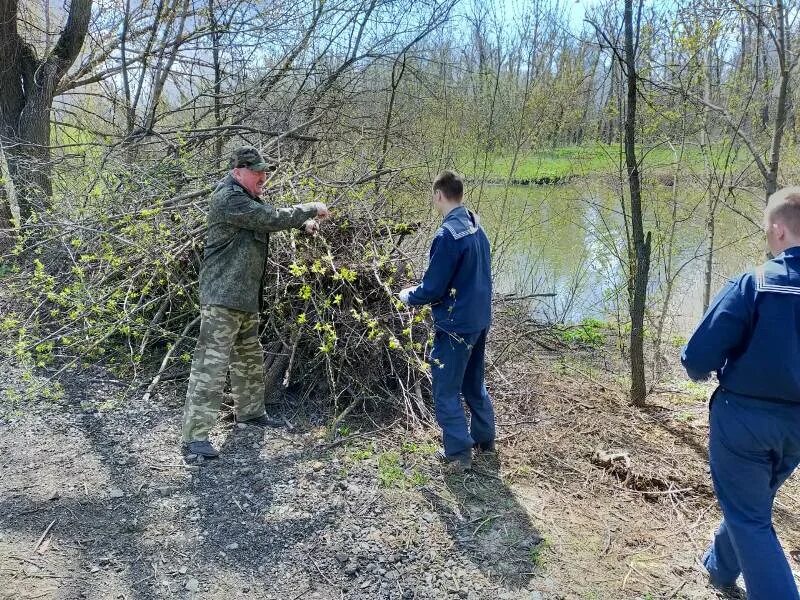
xmin=766 ymin=186 xmax=800 ymax=236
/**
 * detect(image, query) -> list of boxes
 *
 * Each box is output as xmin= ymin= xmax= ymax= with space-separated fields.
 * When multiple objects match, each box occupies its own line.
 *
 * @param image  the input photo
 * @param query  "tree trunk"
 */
xmin=701 ymin=40 xmax=716 ymax=314
xmin=766 ymin=0 xmax=791 ymax=202
xmin=756 ymin=8 xmax=769 ymax=132
xmin=701 ymin=195 xmax=718 ymax=314
xmin=209 ymin=0 xmax=224 ymax=164
xmin=119 ymin=0 xmax=137 ymax=139
xmin=0 ymin=139 xmax=16 ymax=242
xmin=0 ymin=0 xmax=93 ymax=223
xmin=16 ymin=60 xmax=57 ymax=200
xmin=623 ymin=0 xmax=651 ymax=407
xmin=142 ymin=0 xmax=190 ymax=134
xmin=652 ymin=138 xmax=684 ymax=384
xmin=375 ymin=54 xmax=407 ymax=194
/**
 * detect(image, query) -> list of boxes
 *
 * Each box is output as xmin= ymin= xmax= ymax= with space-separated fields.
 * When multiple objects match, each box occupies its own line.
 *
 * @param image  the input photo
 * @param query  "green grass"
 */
xmin=401 ymin=441 xmax=438 ymax=455
xmin=408 ymin=470 xmax=429 ymax=486
xmin=670 ymin=334 xmax=688 ymax=348
xmin=458 ymin=143 xmax=731 ymax=183
xmin=349 ymin=447 xmax=374 ymax=461
xmin=372 ymin=443 xmax=437 ymax=489
xmin=681 ymin=380 xmax=709 ymax=402
xmin=377 ymin=451 xmax=405 ymax=488
xmin=462 ymin=145 xmax=617 ymax=182
xmin=557 ymin=318 xmax=608 ymax=346
xmin=528 ymin=538 xmax=550 ymax=567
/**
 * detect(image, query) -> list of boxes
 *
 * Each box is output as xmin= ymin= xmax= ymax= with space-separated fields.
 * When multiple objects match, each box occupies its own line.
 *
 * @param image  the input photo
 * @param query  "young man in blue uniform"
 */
xmin=682 ymin=186 xmax=800 ymax=600
xmin=398 ymin=171 xmax=495 ymax=472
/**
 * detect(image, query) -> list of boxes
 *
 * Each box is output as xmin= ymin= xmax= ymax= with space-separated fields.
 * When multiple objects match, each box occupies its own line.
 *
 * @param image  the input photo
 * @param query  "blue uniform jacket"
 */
xmin=682 ymin=246 xmax=800 ymax=403
xmin=407 ymin=205 xmax=492 ymax=334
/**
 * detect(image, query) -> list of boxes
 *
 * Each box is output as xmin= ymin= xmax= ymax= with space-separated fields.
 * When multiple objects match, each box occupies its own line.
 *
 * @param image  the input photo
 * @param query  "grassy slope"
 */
xmin=458 ymin=143 xmax=757 ymax=183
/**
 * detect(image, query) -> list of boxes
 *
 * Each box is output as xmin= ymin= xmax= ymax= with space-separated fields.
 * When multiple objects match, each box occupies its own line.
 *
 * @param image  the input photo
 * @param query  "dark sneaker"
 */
xmin=711 ymin=583 xmax=746 ymax=599
xmin=184 ymin=440 xmax=219 ymax=458
xmin=697 ymin=558 xmax=746 ymax=599
xmin=436 ymin=449 xmax=472 ymax=473
xmin=238 ymin=414 xmax=283 ymax=428
xmin=473 ymin=440 xmax=497 ymax=455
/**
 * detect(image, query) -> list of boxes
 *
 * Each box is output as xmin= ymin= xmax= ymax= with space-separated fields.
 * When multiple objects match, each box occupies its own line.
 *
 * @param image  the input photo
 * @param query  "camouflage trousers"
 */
xmin=182 ymin=305 xmax=266 ymax=442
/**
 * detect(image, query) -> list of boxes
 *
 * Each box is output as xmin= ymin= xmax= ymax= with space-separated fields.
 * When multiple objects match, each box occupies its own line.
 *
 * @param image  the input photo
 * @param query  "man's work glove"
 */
xmin=309 ymin=202 xmax=330 ymax=220
xmin=398 ymin=287 xmax=416 ymax=305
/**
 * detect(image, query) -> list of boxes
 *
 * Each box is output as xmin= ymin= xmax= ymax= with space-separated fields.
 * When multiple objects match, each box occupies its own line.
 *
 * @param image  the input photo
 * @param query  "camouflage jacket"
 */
xmin=199 ymin=174 xmax=318 ymax=313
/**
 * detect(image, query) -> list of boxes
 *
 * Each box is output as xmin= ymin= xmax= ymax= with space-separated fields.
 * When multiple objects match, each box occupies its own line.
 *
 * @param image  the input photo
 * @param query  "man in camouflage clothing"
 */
xmin=182 ymin=146 xmax=329 ymax=458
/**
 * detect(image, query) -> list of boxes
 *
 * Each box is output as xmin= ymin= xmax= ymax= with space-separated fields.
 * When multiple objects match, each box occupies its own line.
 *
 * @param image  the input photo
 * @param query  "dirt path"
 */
xmin=2 ymin=350 xmax=800 ymax=600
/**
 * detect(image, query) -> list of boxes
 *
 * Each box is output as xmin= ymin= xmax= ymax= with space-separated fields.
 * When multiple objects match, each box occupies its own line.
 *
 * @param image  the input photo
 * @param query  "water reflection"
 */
xmin=471 ymin=182 xmax=764 ymax=335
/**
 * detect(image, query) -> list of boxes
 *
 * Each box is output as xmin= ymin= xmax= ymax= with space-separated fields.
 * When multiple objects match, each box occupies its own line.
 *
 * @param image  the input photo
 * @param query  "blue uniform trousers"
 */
xmin=430 ymin=328 xmax=495 ymax=457
xmin=704 ymin=389 xmax=800 ymax=599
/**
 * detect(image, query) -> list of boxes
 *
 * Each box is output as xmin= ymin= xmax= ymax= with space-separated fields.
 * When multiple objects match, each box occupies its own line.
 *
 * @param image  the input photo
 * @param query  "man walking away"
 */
xmin=682 ymin=186 xmax=800 ymax=600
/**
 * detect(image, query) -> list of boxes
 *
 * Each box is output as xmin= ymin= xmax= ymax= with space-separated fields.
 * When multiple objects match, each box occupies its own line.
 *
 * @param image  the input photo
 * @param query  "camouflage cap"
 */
xmin=230 ymin=146 xmax=275 ymax=172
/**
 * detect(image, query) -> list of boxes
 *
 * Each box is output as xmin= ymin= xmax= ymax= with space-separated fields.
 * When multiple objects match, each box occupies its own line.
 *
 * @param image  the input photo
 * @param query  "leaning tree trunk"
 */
xmin=0 ymin=0 xmax=92 ymax=224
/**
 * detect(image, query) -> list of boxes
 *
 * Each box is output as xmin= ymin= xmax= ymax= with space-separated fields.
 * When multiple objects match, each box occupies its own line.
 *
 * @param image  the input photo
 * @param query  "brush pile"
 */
xmin=6 ymin=164 xmax=437 ymax=423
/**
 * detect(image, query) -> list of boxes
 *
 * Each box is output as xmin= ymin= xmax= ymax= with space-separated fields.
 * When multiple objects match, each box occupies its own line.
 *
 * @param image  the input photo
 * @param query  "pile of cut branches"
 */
xmin=3 ymin=156 xmax=436 ymax=424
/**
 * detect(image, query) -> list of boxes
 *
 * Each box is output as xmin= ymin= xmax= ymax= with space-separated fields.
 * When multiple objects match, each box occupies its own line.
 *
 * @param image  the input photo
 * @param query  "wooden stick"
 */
xmin=32 ymin=520 xmax=56 ymax=554
xmin=327 ymin=397 xmax=362 ymax=440
xmin=306 ymin=553 xmax=334 ymax=585
xmin=320 ymin=421 xmax=398 ymax=450
xmin=143 ymin=315 xmax=199 ymax=402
